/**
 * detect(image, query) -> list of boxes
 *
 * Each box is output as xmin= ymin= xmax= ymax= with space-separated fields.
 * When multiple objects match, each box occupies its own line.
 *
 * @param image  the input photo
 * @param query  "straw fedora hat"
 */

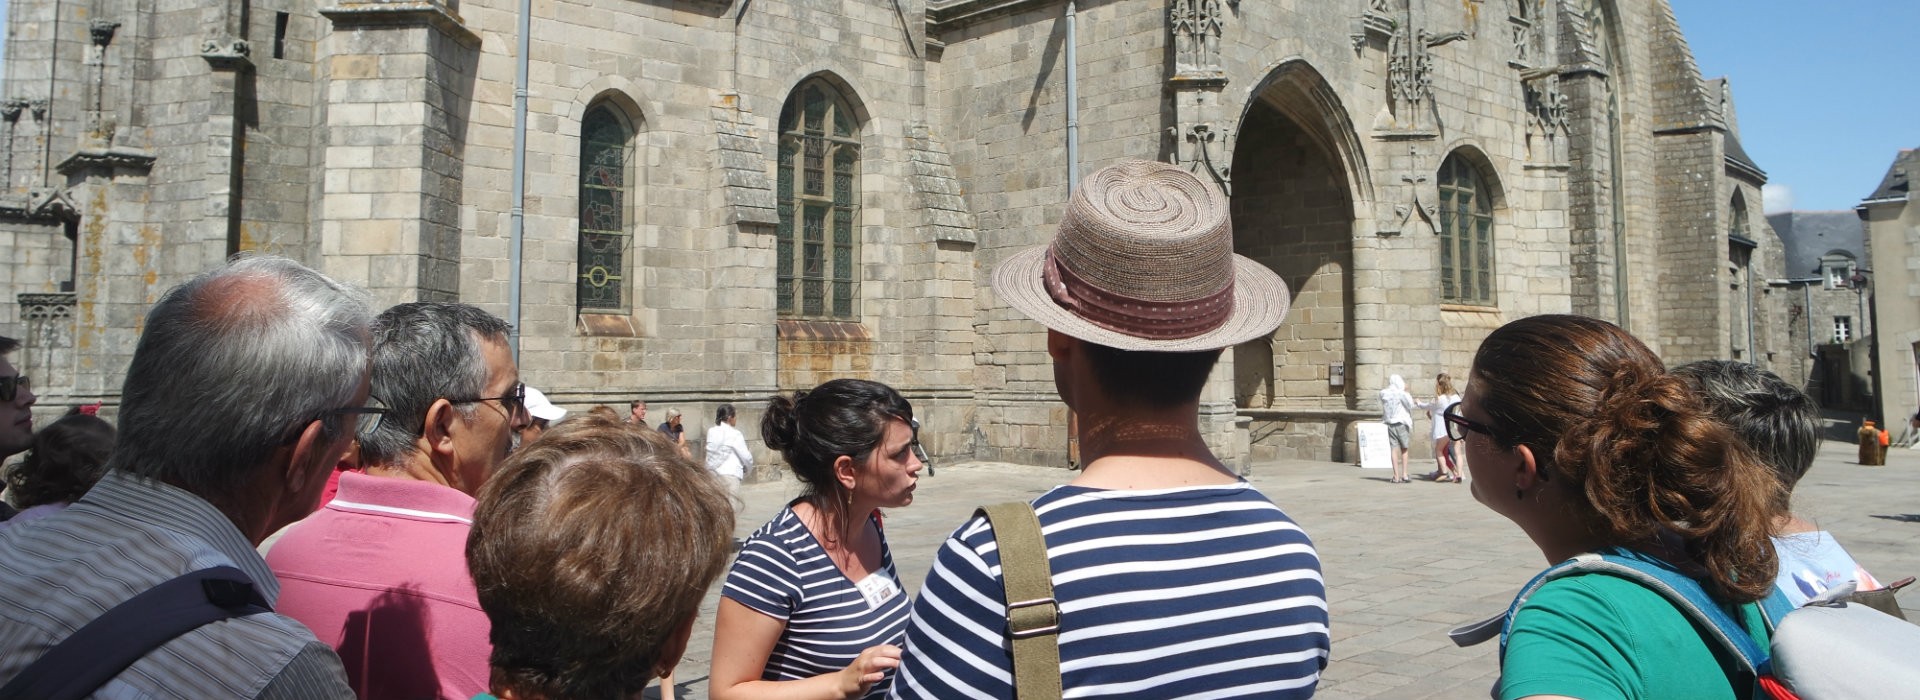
xmin=992 ymin=160 xmax=1290 ymax=352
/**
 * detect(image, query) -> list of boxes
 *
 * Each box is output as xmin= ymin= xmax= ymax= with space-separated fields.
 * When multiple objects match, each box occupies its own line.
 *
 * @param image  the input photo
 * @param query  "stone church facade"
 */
xmin=0 ymin=0 xmax=1795 ymax=468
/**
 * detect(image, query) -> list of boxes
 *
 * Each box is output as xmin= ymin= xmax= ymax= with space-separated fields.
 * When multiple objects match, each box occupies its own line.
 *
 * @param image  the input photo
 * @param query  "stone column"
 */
xmin=317 ymin=1 xmax=479 ymax=306
xmin=56 ymin=146 xmax=154 ymax=402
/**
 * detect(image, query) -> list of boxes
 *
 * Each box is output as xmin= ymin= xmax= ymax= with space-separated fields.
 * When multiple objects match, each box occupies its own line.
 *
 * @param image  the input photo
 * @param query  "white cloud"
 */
xmin=1762 ymin=183 xmax=1794 ymax=215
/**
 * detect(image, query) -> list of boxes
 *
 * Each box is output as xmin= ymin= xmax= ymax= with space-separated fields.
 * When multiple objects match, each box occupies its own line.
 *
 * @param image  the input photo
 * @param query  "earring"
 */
xmin=846 ymin=488 xmax=853 ymax=507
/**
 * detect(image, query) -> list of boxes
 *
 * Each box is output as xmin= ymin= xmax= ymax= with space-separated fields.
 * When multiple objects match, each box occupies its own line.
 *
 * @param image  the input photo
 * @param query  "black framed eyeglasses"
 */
xmin=449 ymin=382 xmax=528 ymax=422
xmin=1443 ymin=402 xmax=1502 ymax=443
xmin=1 ymin=374 xmax=29 ymax=402
xmin=284 ymin=396 xmax=388 ymax=445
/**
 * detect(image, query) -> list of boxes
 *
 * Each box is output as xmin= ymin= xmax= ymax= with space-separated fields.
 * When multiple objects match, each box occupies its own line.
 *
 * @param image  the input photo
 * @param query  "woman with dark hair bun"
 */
xmin=1451 ymin=315 xmax=1786 ymax=699
xmin=0 ymin=407 xmax=115 ymax=530
xmin=710 ymin=379 xmax=921 ymax=700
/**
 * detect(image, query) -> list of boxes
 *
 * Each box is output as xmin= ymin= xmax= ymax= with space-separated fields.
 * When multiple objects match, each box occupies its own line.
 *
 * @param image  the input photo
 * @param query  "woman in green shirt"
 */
xmin=1447 ymin=315 xmax=1785 ymax=700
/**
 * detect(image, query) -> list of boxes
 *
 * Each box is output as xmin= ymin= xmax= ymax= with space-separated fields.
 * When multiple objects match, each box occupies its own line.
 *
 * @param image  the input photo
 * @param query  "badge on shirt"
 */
xmin=855 ymin=571 xmax=901 ymax=610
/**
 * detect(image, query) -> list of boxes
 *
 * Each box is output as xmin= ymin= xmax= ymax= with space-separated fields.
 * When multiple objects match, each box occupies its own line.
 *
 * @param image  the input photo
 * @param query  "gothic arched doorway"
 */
xmin=1228 ymin=61 xmax=1363 ymax=416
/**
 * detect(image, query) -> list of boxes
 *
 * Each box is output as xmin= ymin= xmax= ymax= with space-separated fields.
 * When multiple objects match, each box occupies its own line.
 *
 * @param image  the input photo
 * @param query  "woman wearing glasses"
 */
xmin=1447 ymin=315 xmax=1783 ymax=700
xmin=710 ymin=379 xmax=922 ymax=700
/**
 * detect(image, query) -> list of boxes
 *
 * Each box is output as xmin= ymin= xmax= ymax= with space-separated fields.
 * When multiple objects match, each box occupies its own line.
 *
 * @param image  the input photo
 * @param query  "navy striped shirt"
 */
xmin=889 ymin=482 xmax=1329 ymax=699
xmin=723 ymin=506 xmax=912 ymax=698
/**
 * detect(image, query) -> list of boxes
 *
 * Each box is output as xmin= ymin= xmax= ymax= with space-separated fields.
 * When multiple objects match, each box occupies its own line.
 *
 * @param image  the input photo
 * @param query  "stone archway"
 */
xmin=1229 ymin=62 xmax=1360 ymax=414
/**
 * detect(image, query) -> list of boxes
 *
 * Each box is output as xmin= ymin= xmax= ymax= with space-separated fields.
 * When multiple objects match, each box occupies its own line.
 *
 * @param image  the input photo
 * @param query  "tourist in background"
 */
xmin=1450 ymin=315 xmax=1783 ymax=699
xmin=705 ymin=403 xmax=753 ymax=499
xmin=710 ymin=379 xmax=919 ymax=700
xmin=467 ymin=412 xmax=732 ymax=700
xmin=0 ymin=335 xmax=35 ymax=470
xmin=0 ymin=406 xmax=115 ymax=531
xmin=629 ymin=399 xmax=649 ymax=427
xmin=1381 ymin=373 xmax=1418 ymax=483
xmin=1417 ymin=373 xmax=1464 ymax=482
xmin=520 ymin=385 xmax=566 ymax=446
xmin=1674 ymin=360 xmax=1881 ymax=606
xmin=659 ymin=407 xmax=688 ymax=455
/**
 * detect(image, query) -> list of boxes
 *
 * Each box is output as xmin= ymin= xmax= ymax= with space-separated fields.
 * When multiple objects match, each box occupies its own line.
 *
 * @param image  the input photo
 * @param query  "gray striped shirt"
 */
xmin=0 ymin=470 xmax=352 ymax=698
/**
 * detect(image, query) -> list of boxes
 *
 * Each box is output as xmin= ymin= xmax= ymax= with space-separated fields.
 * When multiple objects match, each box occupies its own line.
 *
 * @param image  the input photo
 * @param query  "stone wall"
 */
xmin=0 ymin=0 xmax=1797 ymax=465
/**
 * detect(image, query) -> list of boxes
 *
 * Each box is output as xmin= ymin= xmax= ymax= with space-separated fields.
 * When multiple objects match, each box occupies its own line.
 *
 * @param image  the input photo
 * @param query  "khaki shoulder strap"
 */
xmin=976 ymin=502 xmax=1062 ymax=700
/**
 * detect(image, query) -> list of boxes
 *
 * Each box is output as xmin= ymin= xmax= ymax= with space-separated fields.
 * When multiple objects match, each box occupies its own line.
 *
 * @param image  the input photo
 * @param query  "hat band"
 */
xmin=1043 ymin=247 xmax=1234 ymax=340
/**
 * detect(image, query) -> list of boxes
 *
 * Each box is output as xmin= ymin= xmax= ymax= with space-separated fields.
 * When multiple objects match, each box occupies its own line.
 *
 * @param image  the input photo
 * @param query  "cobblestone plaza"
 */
xmin=662 ymin=440 xmax=1920 ymax=699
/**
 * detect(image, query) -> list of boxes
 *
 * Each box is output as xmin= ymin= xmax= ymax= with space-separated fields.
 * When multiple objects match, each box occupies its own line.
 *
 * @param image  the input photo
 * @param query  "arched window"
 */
xmin=1728 ymin=194 xmax=1755 ymax=359
xmin=1438 ymin=153 xmax=1496 ymax=305
xmin=577 ymin=104 xmax=633 ymax=312
xmin=776 ymin=79 xmax=861 ymax=319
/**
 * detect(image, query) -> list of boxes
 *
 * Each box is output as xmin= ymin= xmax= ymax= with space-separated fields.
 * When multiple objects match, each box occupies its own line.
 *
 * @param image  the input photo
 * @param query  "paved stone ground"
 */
xmin=651 ymin=441 xmax=1920 ymax=699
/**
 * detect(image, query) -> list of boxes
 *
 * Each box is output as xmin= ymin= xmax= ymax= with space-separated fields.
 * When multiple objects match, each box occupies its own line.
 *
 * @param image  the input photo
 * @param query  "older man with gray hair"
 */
xmin=267 ymin=301 xmax=526 ymax=700
xmin=0 ymin=256 xmax=371 ymax=698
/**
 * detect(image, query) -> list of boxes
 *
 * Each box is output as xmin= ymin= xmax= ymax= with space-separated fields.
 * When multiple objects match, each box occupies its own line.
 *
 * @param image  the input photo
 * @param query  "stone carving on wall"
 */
xmin=1 ymin=99 xmax=24 ymax=122
xmin=1166 ymin=123 xmax=1231 ymax=195
xmin=1523 ymin=69 xmax=1570 ymax=165
xmin=1367 ymin=0 xmax=1468 ymax=136
xmin=1170 ymin=0 xmax=1226 ymax=78
xmin=1379 ymin=160 xmax=1439 ymax=237
xmin=19 ymin=292 xmax=75 ymax=392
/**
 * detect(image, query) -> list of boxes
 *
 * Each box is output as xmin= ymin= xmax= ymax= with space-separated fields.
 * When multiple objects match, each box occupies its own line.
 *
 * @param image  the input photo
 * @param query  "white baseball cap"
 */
xmin=522 ymin=385 xmax=567 ymax=422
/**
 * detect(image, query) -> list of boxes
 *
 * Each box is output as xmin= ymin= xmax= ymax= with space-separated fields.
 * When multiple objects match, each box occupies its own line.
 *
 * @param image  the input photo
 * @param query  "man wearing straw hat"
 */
xmin=890 ymin=161 xmax=1329 ymax=698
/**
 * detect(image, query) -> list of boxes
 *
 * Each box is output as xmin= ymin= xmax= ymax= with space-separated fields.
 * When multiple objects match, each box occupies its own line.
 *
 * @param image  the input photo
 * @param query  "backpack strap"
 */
xmin=1495 ymin=548 xmax=1772 ymax=685
xmin=977 ymin=502 xmax=1062 ymax=700
xmin=0 ymin=566 xmax=272 ymax=700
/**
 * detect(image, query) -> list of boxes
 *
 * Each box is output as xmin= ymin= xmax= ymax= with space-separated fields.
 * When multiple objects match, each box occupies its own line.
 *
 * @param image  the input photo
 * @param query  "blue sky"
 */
xmin=0 ymin=1 xmax=1909 ymax=213
xmin=1671 ymin=1 xmax=1920 ymax=213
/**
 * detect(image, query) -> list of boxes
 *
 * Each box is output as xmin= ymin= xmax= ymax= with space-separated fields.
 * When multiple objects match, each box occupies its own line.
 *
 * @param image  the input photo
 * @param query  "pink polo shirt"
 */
xmin=267 ymin=471 xmax=490 ymax=700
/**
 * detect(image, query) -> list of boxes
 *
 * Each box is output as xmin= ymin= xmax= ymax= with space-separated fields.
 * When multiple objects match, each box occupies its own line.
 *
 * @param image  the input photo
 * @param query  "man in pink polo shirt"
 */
xmin=268 ymin=302 xmax=528 ymax=700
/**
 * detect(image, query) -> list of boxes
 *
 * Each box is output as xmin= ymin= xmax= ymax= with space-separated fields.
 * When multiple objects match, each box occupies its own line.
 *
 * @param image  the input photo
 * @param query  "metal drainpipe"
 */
xmin=1064 ymin=0 xmax=1081 ymax=466
xmin=508 ymin=0 xmax=532 ymax=361
xmin=1065 ymin=0 xmax=1078 ymax=190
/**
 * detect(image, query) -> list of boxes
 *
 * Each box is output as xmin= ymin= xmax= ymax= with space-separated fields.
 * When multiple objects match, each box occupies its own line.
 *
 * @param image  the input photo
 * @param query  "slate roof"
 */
xmin=1862 ymin=149 xmax=1916 ymax=203
xmin=1767 ymin=211 xmax=1865 ymax=278
xmin=1724 ymin=134 xmax=1766 ymax=182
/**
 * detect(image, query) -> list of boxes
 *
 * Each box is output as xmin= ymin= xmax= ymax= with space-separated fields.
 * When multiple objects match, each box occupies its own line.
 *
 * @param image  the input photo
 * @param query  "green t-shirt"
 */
xmin=1499 ymin=574 xmax=1771 ymax=700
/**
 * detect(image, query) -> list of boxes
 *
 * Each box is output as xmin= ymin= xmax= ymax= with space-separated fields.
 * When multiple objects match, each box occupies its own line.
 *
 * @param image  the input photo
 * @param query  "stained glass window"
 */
xmin=1438 ymin=153 xmax=1497 ymax=306
xmin=578 ymin=105 xmax=632 ymax=312
xmin=777 ymin=80 xmax=861 ymax=319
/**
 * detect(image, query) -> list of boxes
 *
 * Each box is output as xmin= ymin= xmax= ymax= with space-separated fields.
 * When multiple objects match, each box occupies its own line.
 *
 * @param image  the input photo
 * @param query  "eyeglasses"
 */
xmin=283 ymin=395 xmax=388 ymax=445
xmin=450 ymin=382 xmax=528 ymax=422
xmin=1 ymin=374 xmax=29 ymax=402
xmin=329 ymin=395 xmax=390 ymax=439
xmin=1443 ymin=402 xmax=1503 ymax=443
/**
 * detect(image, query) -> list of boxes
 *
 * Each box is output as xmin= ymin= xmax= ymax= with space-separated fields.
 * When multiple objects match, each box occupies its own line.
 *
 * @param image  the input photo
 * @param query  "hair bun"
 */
xmin=760 ymin=391 xmax=806 ymax=452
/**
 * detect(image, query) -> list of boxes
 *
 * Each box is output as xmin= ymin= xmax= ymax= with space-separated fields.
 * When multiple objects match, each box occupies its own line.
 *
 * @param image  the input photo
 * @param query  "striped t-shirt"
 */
xmin=723 ymin=505 xmax=912 ymax=698
xmin=889 ymin=482 xmax=1329 ymax=699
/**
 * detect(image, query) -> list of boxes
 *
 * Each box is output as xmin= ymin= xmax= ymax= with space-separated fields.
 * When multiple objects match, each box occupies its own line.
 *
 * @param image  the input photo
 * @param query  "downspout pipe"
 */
xmin=508 ymin=0 xmax=532 ymax=361
xmin=1065 ymin=0 xmax=1078 ymax=190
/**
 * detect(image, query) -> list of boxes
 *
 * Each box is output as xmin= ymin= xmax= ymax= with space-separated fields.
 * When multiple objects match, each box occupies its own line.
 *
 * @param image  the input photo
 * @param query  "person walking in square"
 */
xmin=889 ymin=160 xmax=1328 ymax=698
xmin=1381 ymin=373 xmax=1418 ymax=483
xmin=1417 ymin=373 xmax=1464 ymax=482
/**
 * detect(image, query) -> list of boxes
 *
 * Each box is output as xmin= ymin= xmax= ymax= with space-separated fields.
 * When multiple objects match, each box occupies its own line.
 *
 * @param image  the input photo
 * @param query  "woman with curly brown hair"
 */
xmin=0 ymin=407 xmax=115 ymax=530
xmin=1448 ymin=315 xmax=1786 ymax=700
